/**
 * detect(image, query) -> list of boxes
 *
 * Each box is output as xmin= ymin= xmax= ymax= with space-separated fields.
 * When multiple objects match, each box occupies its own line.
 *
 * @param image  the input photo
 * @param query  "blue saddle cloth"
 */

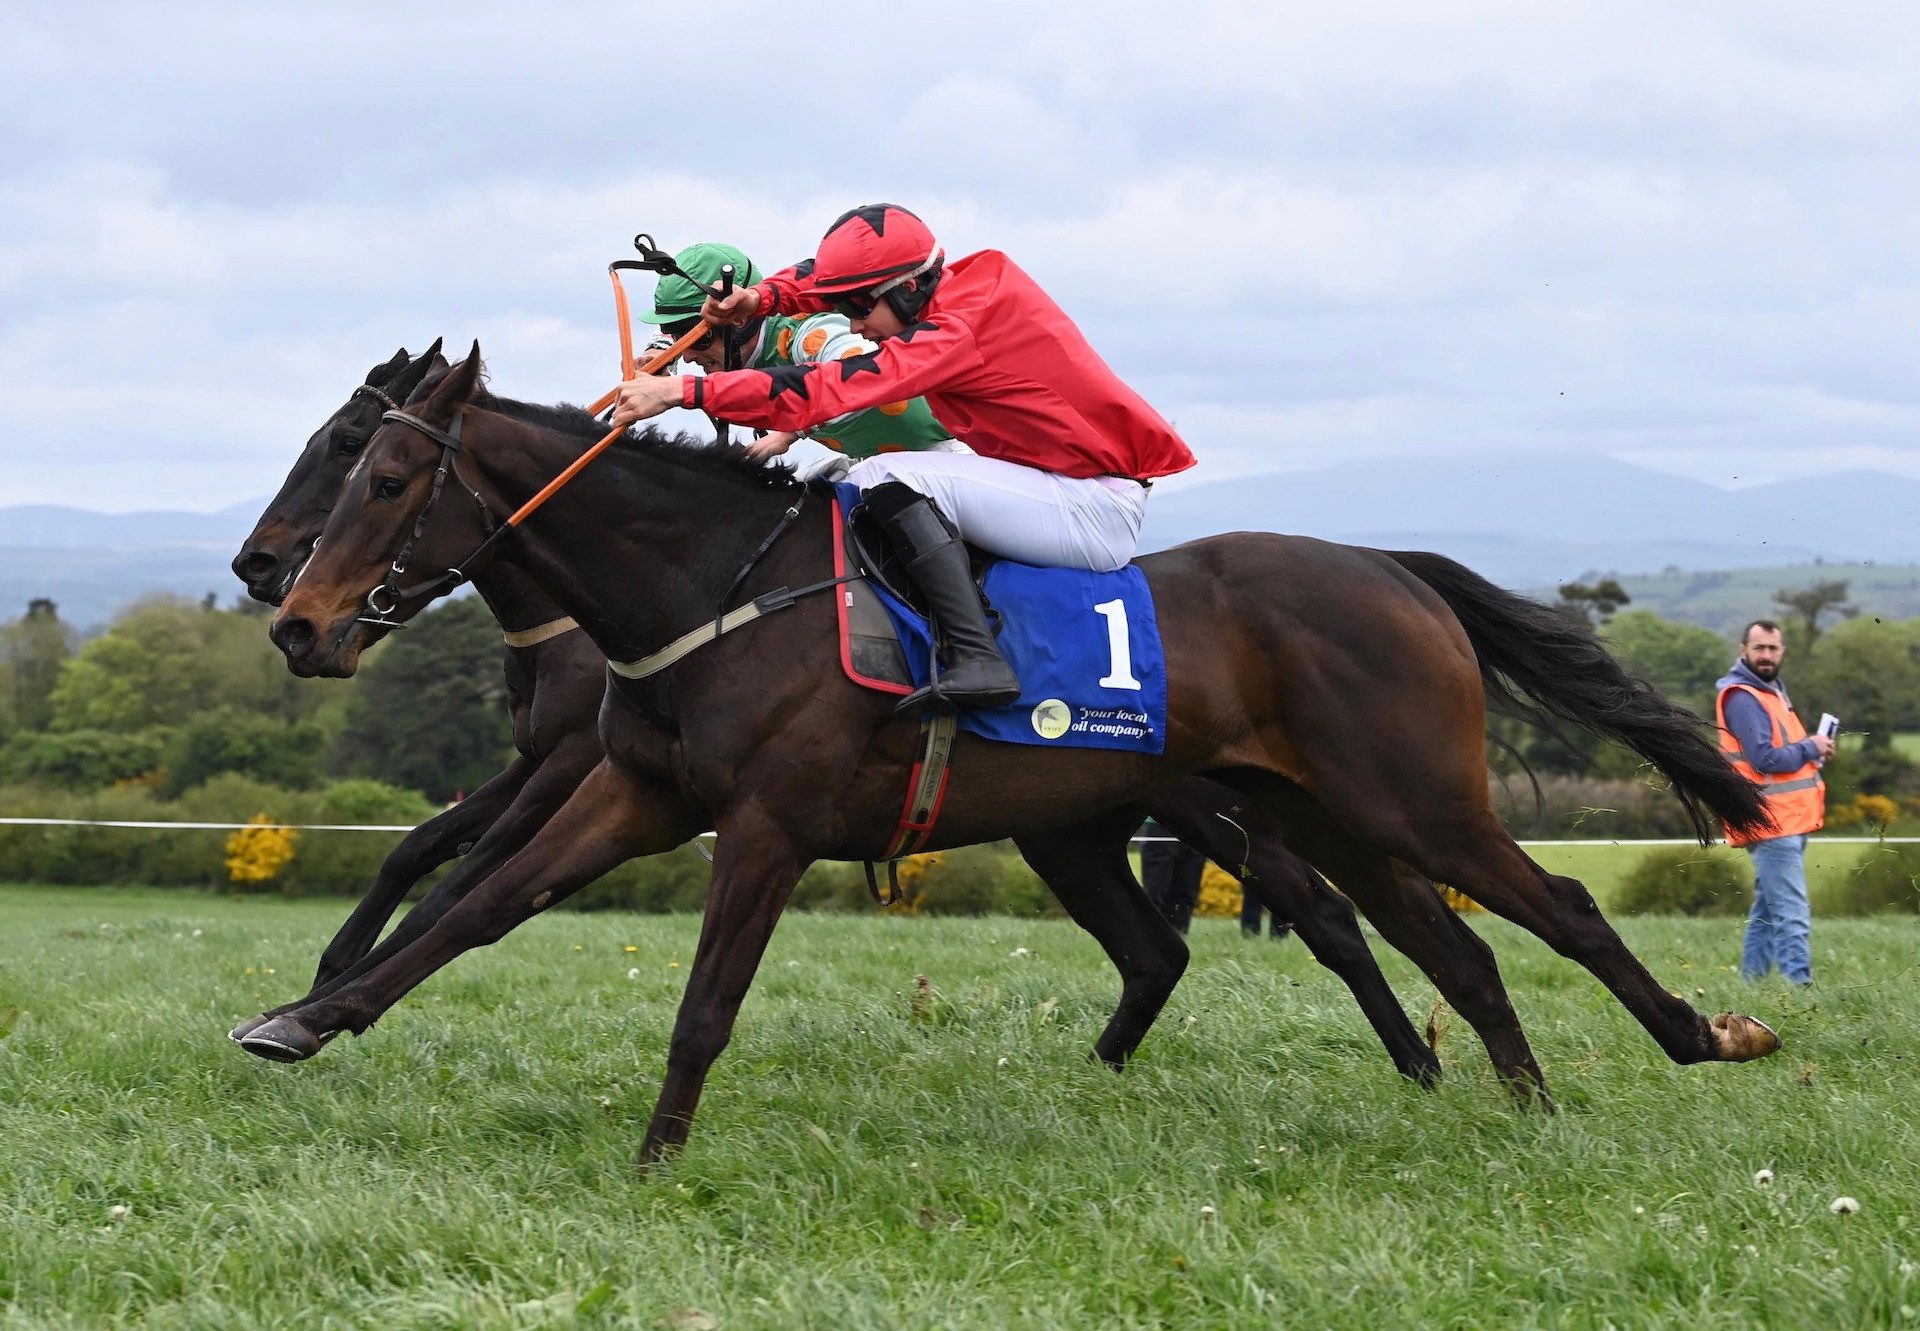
xmin=835 ymin=483 xmax=1167 ymax=754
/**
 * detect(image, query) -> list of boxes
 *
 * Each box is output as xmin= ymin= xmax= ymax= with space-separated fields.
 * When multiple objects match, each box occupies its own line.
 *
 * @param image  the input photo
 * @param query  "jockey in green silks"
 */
xmin=638 ymin=242 xmax=959 ymax=465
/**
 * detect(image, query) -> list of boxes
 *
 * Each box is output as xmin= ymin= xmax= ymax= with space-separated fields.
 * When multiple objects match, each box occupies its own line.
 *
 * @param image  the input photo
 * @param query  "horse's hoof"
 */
xmin=238 ymin=1016 xmax=331 ymax=1063
xmin=229 ymin=1014 xmax=270 ymax=1043
xmin=1710 ymin=1012 xmax=1781 ymax=1062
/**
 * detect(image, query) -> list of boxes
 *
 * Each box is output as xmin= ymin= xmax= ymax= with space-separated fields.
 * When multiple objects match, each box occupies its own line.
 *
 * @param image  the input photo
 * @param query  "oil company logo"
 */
xmin=1031 ymin=698 xmax=1072 ymax=740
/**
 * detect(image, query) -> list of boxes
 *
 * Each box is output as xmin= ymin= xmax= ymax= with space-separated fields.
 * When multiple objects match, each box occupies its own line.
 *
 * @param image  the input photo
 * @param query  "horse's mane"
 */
xmin=409 ymin=362 xmax=804 ymax=494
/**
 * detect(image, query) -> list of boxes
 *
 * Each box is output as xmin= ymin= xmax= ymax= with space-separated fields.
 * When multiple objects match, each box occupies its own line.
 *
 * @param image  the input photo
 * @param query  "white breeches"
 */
xmin=848 ymin=451 xmax=1148 ymax=572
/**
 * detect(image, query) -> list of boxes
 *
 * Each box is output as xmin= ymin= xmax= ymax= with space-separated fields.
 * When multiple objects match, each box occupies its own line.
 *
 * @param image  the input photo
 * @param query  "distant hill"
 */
xmin=4 ymin=453 xmax=1917 ymax=629
xmin=1573 ymin=563 xmax=1920 ymax=638
xmin=0 ymin=501 xmax=261 ymax=630
xmin=1140 ymin=455 xmax=1920 ymax=587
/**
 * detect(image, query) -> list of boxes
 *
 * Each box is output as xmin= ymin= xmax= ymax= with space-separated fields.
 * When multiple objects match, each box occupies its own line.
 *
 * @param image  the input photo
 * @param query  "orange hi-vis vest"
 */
xmin=1715 ymin=683 xmax=1825 ymax=847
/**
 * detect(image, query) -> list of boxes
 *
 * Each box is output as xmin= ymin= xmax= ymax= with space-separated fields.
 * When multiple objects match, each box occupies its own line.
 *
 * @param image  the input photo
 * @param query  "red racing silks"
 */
xmin=686 ymin=250 xmax=1196 ymax=483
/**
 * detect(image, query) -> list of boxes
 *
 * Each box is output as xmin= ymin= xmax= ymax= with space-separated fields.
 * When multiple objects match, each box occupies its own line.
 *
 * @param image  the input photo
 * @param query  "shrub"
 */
xmin=895 ymin=844 xmax=1061 ymax=916
xmin=1197 ymin=863 xmax=1240 ymax=918
xmin=1490 ymin=774 xmax=1705 ymax=840
xmin=565 ymin=844 xmax=716 ymax=914
xmin=162 ymin=709 xmax=325 ymax=797
xmin=225 ymin=814 xmax=299 ymax=887
xmin=1613 ymin=846 xmax=1751 ymax=916
xmin=1822 ymin=843 xmax=1920 ymax=916
xmin=0 ymin=728 xmax=170 ymax=789
xmin=1826 ymin=793 xmax=1901 ymax=833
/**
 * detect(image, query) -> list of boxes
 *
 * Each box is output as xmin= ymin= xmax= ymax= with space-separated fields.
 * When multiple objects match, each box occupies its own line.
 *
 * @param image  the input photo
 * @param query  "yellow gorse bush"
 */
xmin=225 ymin=813 xmax=298 ymax=884
xmin=882 ymin=851 xmax=947 ymax=914
xmin=1196 ymin=863 xmax=1241 ymax=918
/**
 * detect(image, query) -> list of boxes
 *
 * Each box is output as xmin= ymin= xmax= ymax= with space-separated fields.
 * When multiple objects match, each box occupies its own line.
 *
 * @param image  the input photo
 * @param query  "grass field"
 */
xmin=3 ymin=885 xmax=1919 ymax=1330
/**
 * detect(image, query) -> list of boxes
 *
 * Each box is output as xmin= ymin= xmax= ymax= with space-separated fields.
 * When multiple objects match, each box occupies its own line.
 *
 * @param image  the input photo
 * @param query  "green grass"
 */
xmin=3 ymin=886 xmax=1919 ymax=1330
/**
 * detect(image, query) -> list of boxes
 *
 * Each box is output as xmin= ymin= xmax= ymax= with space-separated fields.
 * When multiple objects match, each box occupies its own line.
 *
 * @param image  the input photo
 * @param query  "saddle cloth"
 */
xmin=831 ymin=484 xmax=1167 ymax=755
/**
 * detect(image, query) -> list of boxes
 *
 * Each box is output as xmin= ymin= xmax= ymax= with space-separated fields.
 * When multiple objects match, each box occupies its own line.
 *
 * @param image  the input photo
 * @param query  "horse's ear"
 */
xmin=385 ymin=337 xmax=446 ymax=402
xmin=367 ymin=345 xmax=410 ymax=384
xmin=421 ymin=343 xmax=483 ymax=414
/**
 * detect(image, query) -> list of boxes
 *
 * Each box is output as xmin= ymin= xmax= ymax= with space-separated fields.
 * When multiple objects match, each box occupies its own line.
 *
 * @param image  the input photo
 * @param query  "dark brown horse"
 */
xmin=254 ymin=349 xmax=1779 ymax=1163
xmin=232 ymin=349 xmax=1446 ymax=1085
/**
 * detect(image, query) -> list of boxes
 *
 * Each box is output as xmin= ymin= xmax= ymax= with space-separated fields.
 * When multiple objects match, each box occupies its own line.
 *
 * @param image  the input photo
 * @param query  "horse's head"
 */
xmin=271 ymin=344 xmax=497 ymax=677
xmin=233 ymin=339 xmax=447 ymax=604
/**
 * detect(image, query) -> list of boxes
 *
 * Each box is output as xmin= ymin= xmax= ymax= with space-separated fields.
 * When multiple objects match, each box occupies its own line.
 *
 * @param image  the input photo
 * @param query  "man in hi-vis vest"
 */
xmin=1715 ymin=619 xmax=1834 ymax=986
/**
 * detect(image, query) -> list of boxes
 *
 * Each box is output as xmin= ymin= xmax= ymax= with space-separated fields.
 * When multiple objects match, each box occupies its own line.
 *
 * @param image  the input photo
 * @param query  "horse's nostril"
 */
xmin=271 ymin=617 xmax=317 ymax=659
xmin=236 ymin=551 xmax=278 ymax=583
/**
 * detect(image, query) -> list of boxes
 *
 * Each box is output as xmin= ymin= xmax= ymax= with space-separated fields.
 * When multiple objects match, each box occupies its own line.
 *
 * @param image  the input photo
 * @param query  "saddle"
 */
xmin=836 ymin=487 xmax=1000 ymax=696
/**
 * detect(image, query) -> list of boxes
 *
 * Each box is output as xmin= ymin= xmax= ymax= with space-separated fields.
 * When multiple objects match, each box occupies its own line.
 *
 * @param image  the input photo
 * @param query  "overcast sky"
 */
xmin=4 ymin=0 xmax=1918 ymax=512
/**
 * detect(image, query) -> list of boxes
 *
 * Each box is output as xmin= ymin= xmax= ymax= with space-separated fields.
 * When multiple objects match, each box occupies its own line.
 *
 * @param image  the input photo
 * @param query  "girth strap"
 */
xmin=500 ymin=616 xmax=580 ymax=649
xmin=866 ymin=711 xmax=958 ymax=907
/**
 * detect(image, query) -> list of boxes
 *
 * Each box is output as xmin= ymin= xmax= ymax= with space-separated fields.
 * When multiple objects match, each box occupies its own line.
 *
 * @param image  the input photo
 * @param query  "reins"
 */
xmin=356 ymin=231 xmax=755 ymax=631
xmin=356 ymin=317 xmax=711 ymax=628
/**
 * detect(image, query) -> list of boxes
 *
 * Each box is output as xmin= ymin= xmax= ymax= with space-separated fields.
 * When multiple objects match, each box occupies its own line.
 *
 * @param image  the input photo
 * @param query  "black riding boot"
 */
xmin=867 ymin=483 xmax=1022 ymax=712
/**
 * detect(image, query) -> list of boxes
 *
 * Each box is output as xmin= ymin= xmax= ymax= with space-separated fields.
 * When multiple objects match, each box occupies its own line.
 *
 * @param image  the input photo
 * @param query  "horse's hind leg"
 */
xmin=1406 ymin=815 xmax=1779 ymax=1066
xmin=1212 ymin=772 xmax=1552 ymax=1104
xmin=1014 ymin=809 xmax=1189 ymax=1069
xmin=1146 ymin=780 xmax=1440 ymax=1086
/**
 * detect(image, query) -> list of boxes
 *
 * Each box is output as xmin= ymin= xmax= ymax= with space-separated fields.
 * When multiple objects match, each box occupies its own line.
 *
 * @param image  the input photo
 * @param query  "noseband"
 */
xmin=355 ymin=409 xmax=499 ymax=629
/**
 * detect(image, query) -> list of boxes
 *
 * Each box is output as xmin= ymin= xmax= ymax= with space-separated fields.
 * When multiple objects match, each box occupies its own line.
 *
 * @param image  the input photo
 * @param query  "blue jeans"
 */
xmin=1742 ymin=834 xmax=1812 ymax=985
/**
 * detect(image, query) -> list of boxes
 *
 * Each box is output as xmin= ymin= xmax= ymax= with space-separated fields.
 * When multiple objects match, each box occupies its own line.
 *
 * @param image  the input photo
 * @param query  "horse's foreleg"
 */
xmin=1015 ymin=809 xmax=1189 ymax=1069
xmin=638 ymin=807 xmax=806 ymax=1166
xmin=309 ymin=754 xmax=537 ymax=988
xmin=237 ymin=760 xmax=699 ymax=1062
xmin=234 ymin=742 xmax=604 ymax=1042
xmin=1146 ymin=781 xmax=1441 ymax=1086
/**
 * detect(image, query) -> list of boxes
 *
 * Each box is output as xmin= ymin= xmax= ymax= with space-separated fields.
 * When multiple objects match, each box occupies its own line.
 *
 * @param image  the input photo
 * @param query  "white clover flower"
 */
xmin=996 ymin=1057 xmax=1008 ymax=1068
xmin=192 ymin=929 xmax=203 ymax=938
xmin=1199 ymin=1204 xmax=1217 ymax=1219
xmin=1831 ymin=1196 xmax=1861 ymax=1215
xmin=1010 ymin=947 xmax=1030 ymax=958
xmin=108 ymin=1205 xmax=130 ymax=1220
xmin=627 ymin=968 xmax=640 ymax=980
xmin=908 ymin=1161 xmax=920 ymax=1170
xmin=1634 ymin=1205 xmax=1646 ymax=1216
xmin=1754 ymin=1169 xmax=1774 ymax=1187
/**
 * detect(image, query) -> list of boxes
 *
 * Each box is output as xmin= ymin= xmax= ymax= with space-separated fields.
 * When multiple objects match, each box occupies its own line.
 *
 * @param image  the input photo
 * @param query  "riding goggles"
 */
xmin=662 ymin=319 xmax=720 ymax=352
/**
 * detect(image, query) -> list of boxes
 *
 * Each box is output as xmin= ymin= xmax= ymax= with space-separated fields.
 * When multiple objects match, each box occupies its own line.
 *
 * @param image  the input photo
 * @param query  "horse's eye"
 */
xmin=336 ymin=437 xmax=367 ymax=457
xmin=376 ymin=476 xmax=408 ymax=500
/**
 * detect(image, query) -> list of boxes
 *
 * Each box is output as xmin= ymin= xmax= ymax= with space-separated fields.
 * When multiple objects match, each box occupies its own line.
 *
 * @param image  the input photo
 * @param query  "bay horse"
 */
xmin=230 ymin=348 xmax=1446 ymax=1085
xmin=255 ymin=348 xmax=1779 ymax=1164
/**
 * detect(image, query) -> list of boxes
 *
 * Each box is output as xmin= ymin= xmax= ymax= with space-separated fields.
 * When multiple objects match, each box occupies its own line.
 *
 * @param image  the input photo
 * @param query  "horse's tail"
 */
xmin=1382 ymin=549 xmax=1771 ymax=845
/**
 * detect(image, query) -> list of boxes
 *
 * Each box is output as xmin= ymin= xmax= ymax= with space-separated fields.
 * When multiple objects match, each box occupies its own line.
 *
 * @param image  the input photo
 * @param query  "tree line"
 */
xmin=0 ymin=593 xmax=512 ymax=803
xmin=1 ymin=576 xmax=1915 ymax=831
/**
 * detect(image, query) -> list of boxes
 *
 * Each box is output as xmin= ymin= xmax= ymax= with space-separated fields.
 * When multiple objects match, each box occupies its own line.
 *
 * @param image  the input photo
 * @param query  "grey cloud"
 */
xmin=4 ymin=0 xmax=1919 ymax=511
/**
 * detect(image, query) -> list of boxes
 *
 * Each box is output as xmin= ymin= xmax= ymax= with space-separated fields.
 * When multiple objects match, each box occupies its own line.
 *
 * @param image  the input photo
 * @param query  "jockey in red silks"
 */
xmin=612 ymin=203 xmax=1195 ymax=710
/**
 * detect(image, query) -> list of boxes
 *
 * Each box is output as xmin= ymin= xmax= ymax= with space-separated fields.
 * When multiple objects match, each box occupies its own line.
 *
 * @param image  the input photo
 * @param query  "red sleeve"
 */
xmin=753 ymin=261 xmax=830 ymax=318
xmin=691 ymin=315 xmax=984 ymax=433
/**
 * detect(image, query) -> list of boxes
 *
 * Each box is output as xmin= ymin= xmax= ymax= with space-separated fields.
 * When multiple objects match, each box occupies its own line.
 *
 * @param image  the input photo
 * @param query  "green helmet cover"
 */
xmin=638 ymin=242 xmax=763 ymax=324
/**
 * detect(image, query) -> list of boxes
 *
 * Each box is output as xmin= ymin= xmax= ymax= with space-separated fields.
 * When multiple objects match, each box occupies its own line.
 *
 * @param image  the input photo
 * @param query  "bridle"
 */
xmin=355 ymin=408 xmax=498 ymax=629
xmin=349 ymin=228 xmax=744 ymax=633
